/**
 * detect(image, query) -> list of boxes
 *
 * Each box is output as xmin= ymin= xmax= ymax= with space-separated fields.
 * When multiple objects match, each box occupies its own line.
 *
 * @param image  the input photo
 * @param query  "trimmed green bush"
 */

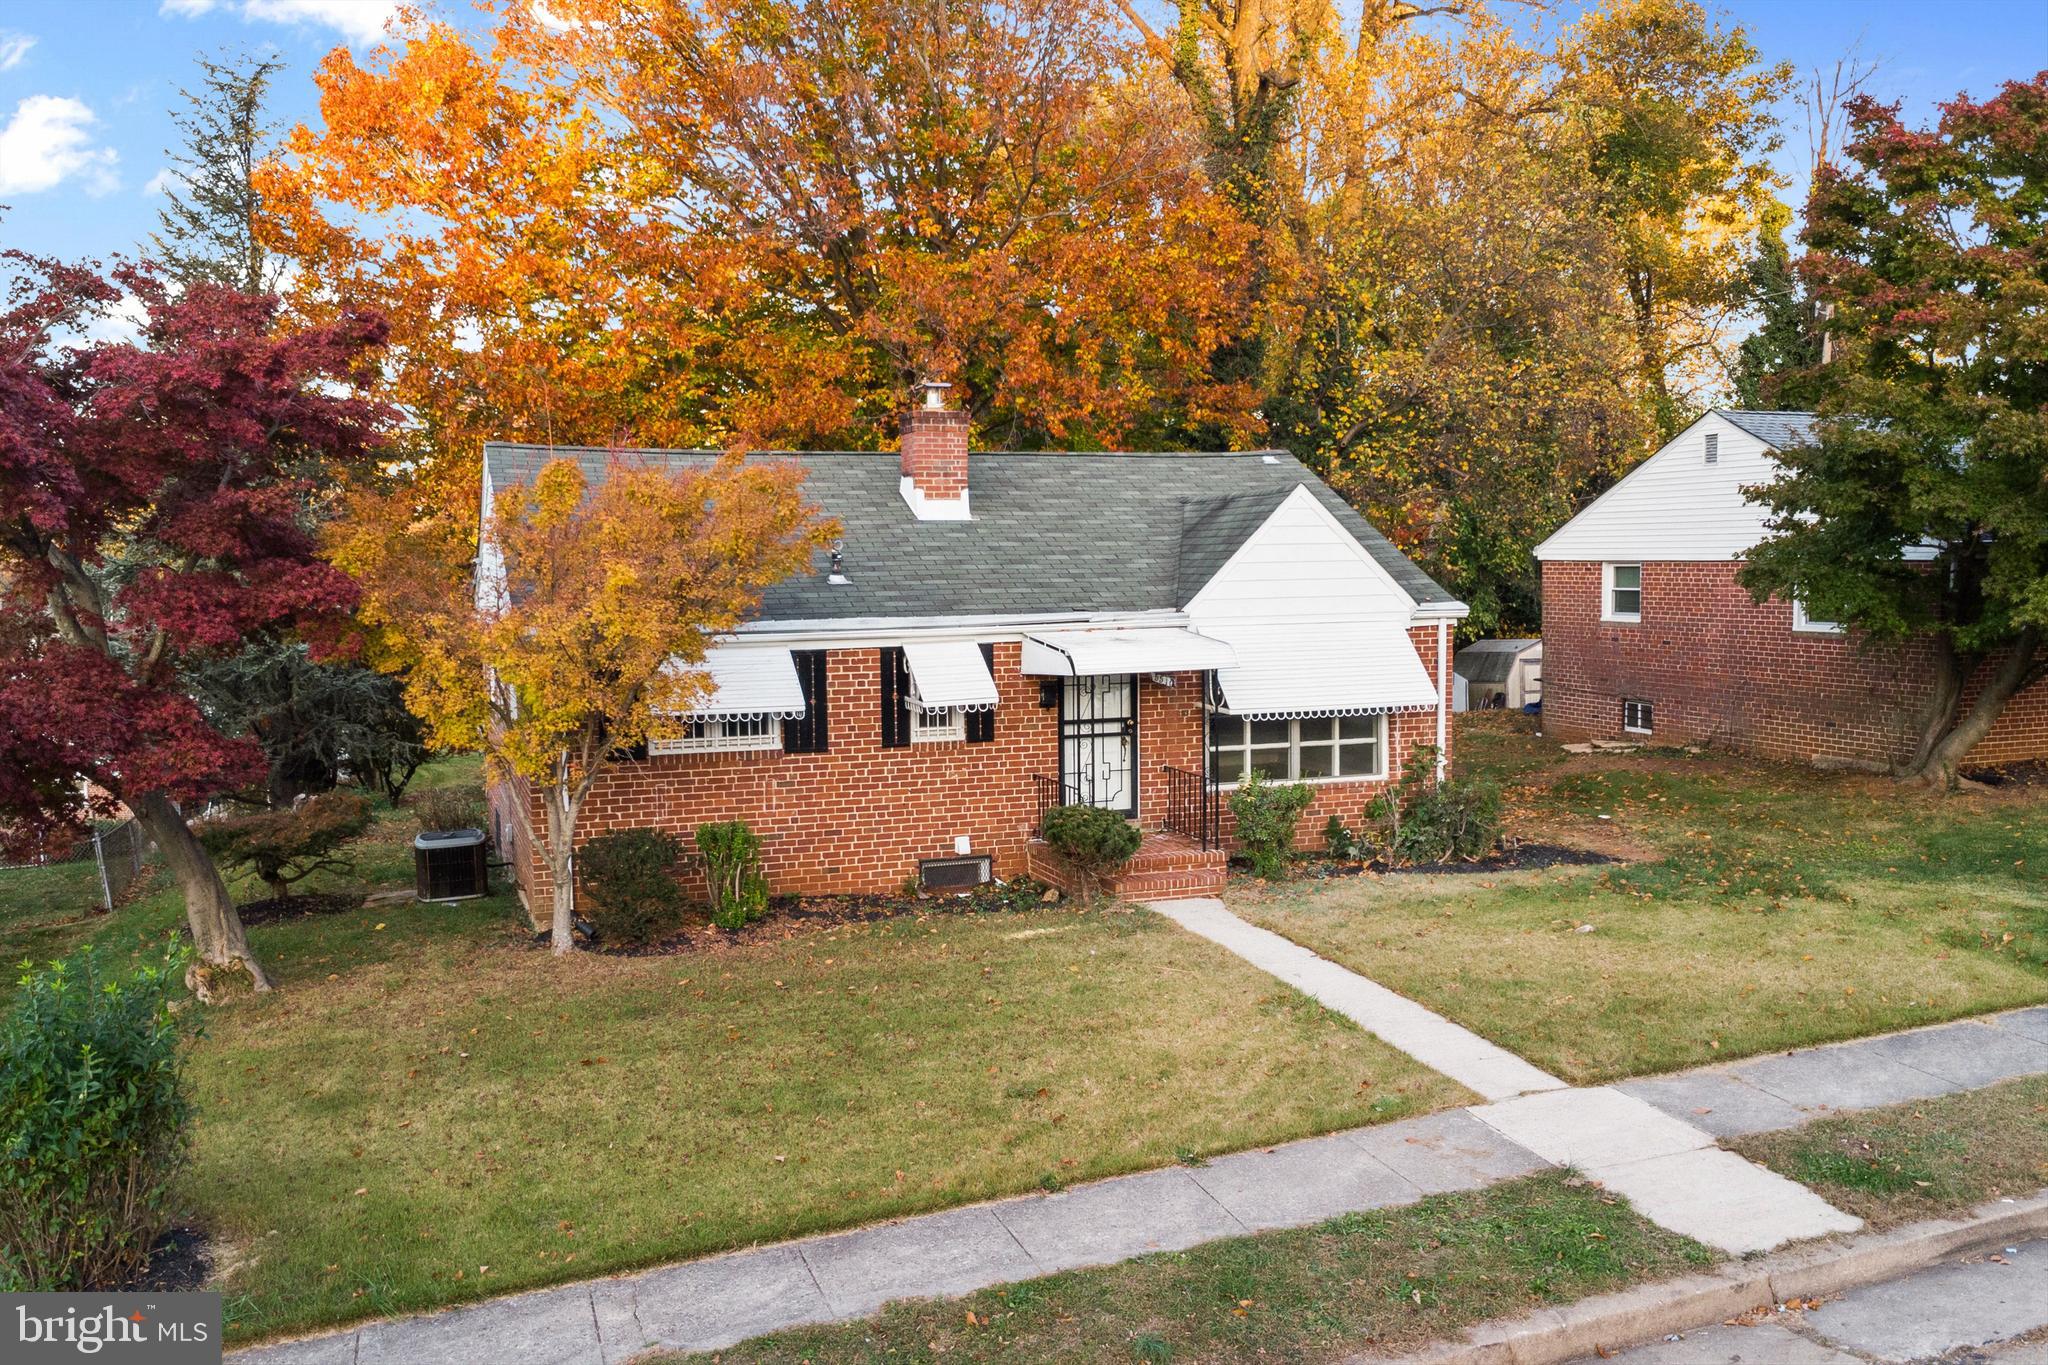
xmin=697 ymin=820 xmax=768 ymax=930
xmin=1041 ymin=804 xmax=1142 ymax=898
xmin=0 ymin=947 xmax=192 ymax=1291
xmin=1364 ymin=745 xmax=1505 ymax=865
xmin=1391 ymin=780 xmax=1504 ymax=864
xmin=1227 ymin=770 xmax=1315 ymax=878
xmin=578 ymin=828 xmax=687 ymax=946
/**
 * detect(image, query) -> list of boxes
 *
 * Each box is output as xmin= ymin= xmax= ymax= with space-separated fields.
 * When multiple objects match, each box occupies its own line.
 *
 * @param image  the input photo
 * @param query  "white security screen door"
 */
xmin=1060 ymin=674 xmax=1137 ymax=815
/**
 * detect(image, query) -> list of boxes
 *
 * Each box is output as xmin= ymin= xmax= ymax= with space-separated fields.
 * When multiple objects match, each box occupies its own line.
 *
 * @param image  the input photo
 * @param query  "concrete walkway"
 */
xmin=1149 ymin=895 xmax=1567 ymax=1101
xmin=227 ymin=968 xmax=2048 ymax=1365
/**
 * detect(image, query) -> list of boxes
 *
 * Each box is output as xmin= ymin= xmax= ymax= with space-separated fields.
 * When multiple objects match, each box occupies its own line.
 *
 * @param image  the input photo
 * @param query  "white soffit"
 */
xmin=1020 ymin=627 xmax=1237 ymax=677
xmin=1213 ymin=620 xmax=1437 ymax=718
xmin=903 ymin=640 xmax=999 ymax=711
xmin=663 ymin=645 xmax=806 ymax=718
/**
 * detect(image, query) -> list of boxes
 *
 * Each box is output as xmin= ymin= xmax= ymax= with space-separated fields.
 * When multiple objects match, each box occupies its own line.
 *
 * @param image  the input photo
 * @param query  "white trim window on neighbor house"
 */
xmin=1603 ymin=563 xmax=1642 ymax=622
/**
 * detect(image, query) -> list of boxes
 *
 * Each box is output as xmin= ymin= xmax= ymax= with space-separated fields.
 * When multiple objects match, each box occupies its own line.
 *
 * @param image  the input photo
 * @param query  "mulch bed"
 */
xmin=1278 ymin=841 xmax=1617 ymax=883
xmin=122 ymin=1225 xmax=212 ymax=1293
xmin=234 ymin=891 xmax=368 ymax=927
xmin=564 ymin=877 xmax=1063 ymax=957
xmin=1961 ymin=759 xmax=2048 ymax=789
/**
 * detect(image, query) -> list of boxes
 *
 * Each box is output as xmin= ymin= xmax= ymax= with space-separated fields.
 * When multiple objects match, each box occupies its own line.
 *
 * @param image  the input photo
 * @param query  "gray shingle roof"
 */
xmin=1715 ymin=410 xmax=1818 ymax=449
xmin=481 ymin=444 xmax=1459 ymax=622
xmin=1453 ymin=638 xmax=1539 ymax=685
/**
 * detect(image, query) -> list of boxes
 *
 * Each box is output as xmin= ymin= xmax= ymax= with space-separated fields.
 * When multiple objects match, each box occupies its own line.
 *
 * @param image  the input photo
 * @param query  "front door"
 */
xmin=1060 ymin=674 xmax=1137 ymax=815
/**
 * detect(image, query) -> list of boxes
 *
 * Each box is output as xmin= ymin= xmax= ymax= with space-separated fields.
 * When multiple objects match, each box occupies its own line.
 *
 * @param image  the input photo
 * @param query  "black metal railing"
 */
xmin=1030 ymin=773 xmax=1079 ymax=837
xmin=1161 ymin=764 xmax=1220 ymax=851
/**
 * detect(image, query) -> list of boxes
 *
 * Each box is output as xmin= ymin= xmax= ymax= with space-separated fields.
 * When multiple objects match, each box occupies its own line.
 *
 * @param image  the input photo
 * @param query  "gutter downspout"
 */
xmin=1435 ymin=620 xmax=1449 ymax=784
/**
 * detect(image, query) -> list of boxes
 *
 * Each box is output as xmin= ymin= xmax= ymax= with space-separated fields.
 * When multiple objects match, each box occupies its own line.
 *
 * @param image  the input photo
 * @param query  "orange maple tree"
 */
xmin=261 ymin=0 xmax=1261 ymax=530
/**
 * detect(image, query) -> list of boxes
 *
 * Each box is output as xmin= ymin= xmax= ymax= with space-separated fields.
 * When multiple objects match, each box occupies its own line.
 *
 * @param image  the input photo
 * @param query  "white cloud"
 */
xmin=0 ymin=31 xmax=35 ymax=71
xmin=80 ymin=293 xmax=152 ymax=348
xmin=160 ymin=0 xmax=401 ymax=46
xmin=0 ymin=95 xmax=119 ymax=196
xmin=143 ymin=166 xmax=181 ymax=196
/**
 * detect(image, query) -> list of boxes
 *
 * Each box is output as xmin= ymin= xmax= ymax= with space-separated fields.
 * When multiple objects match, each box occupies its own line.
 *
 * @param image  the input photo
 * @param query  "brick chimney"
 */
xmin=899 ymin=379 xmax=971 ymax=521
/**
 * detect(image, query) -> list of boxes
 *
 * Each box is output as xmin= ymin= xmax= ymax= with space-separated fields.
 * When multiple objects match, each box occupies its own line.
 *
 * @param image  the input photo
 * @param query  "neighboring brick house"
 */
xmin=1534 ymin=410 xmax=2048 ymax=768
xmin=480 ymin=386 xmax=1468 ymax=910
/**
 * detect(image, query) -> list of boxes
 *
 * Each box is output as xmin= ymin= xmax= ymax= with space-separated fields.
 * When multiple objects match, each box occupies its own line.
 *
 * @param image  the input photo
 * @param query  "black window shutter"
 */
xmin=783 ymin=650 xmax=830 ymax=753
xmin=965 ymin=643 xmax=996 ymax=743
xmin=879 ymin=647 xmax=910 ymax=748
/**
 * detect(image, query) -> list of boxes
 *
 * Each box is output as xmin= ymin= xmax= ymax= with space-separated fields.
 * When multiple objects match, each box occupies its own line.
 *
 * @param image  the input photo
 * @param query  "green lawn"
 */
xmin=194 ymin=896 xmax=1463 ymax=1343
xmin=0 ymin=757 xmax=486 ymax=1002
xmin=1230 ymin=717 xmax=2048 ymax=1084
xmin=1731 ymin=1074 xmax=2048 ymax=1229
xmin=674 ymin=1172 xmax=1712 ymax=1364
xmin=19 ymin=756 xmax=1459 ymax=1344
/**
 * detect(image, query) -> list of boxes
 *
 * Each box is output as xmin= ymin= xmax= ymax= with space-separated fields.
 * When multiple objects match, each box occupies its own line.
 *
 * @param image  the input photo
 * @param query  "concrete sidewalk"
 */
xmin=1578 ymin=1236 xmax=2048 ymax=1364
xmin=1152 ymin=897 xmax=2048 ymax=1255
xmin=231 ymin=1000 xmax=2048 ymax=1364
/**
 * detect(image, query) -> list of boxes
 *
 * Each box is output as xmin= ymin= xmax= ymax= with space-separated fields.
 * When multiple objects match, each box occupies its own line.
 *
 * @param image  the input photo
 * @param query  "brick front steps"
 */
xmin=1025 ymin=830 xmax=1227 ymax=901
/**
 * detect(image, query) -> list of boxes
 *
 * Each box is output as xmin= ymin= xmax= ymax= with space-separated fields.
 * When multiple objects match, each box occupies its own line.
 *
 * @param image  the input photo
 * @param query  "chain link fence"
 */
xmin=0 ymin=817 xmax=156 ymax=919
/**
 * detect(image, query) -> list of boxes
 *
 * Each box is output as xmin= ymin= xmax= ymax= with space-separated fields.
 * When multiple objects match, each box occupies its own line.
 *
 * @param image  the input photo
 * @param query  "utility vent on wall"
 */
xmin=920 ymin=855 xmax=991 ymax=891
xmin=1704 ymin=433 xmax=1719 ymax=464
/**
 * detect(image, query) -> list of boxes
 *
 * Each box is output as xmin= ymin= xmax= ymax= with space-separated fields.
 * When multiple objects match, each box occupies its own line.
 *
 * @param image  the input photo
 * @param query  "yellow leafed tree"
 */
xmin=331 ymin=456 xmax=835 ymax=953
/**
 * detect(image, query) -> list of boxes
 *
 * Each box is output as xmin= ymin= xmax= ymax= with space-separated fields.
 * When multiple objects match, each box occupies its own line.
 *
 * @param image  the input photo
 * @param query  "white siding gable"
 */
xmin=1185 ymin=484 xmax=1417 ymax=625
xmin=1533 ymin=413 xmax=1785 ymax=563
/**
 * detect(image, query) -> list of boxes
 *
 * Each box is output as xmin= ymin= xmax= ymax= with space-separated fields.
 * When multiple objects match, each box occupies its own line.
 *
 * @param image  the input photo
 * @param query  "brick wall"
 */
xmin=488 ymin=627 xmax=1454 ymax=916
xmin=1539 ymin=560 xmax=2048 ymax=768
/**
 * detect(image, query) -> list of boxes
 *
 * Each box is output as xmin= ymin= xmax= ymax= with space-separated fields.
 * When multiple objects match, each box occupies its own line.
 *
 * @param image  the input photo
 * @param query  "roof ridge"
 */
xmin=1710 ymin=407 xmax=1818 ymax=417
xmin=481 ymin=442 xmax=1295 ymax=460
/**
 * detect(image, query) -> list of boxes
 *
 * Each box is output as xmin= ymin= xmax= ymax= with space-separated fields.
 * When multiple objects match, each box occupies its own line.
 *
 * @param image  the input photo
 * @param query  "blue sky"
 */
xmin=0 ymin=0 xmax=2043 ymax=267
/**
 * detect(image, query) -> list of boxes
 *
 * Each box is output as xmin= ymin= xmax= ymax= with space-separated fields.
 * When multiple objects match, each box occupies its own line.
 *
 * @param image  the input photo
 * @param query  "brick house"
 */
xmin=1533 ymin=410 xmax=2048 ymax=768
xmin=481 ymin=387 xmax=1468 ymax=909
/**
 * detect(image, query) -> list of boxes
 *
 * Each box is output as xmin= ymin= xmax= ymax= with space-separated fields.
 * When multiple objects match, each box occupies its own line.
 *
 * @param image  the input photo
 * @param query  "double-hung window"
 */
xmin=1208 ymin=713 xmax=1385 ymax=784
xmin=1604 ymin=563 xmax=1643 ymax=622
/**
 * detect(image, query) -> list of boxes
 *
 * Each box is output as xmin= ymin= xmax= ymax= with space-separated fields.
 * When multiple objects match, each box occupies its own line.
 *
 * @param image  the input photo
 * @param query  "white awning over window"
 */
xmin=1210 ymin=620 xmax=1437 ymax=718
xmin=662 ymin=645 xmax=807 ymax=719
xmin=903 ymin=640 xmax=999 ymax=711
xmin=1020 ymin=627 xmax=1237 ymax=677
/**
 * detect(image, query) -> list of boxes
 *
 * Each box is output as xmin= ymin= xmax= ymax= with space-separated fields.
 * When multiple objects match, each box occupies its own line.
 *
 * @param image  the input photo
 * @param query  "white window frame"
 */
xmin=648 ymin=713 xmax=783 ymax=755
xmin=1622 ymin=699 xmax=1654 ymax=735
xmin=1603 ymin=563 xmax=1643 ymax=623
xmin=908 ymin=704 xmax=965 ymax=744
xmin=1208 ymin=711 xmax=1386 ymax=787
xmin=1791 ymin=598 xmax=1845 ymax=635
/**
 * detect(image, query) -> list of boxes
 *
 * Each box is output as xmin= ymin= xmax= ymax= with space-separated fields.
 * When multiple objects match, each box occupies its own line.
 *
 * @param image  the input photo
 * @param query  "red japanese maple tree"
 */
xmin=0 ymin=254 xmax=390 ymax=995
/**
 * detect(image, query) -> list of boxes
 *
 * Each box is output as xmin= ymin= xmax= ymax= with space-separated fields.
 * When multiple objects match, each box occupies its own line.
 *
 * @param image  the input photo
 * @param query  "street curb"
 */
xmin=1356 ymin=1189 xmax=2048 ymax=1365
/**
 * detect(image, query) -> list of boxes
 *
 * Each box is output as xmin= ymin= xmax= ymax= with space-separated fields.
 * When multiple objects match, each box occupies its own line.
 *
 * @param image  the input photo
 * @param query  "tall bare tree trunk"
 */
xmin=1910 ymin=629 xmax=2042 ymax=789
xmin=130 ymin=790 xmax=272 ymax=999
